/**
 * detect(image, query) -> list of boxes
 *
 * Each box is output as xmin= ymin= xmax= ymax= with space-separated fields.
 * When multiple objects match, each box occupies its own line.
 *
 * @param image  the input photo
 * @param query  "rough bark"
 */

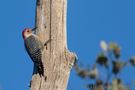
xmin=30 ymin=0 xmax=76 ymax=90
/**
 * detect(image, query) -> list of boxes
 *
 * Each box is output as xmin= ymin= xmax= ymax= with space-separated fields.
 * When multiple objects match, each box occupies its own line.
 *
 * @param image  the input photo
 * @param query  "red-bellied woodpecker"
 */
xmin=22 ymin=28 xmax=44 ymax=77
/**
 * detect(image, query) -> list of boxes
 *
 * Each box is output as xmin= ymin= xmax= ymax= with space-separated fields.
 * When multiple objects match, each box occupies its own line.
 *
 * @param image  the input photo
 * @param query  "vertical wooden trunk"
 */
xmin=30 ymin=0 xmax=76 ymax=90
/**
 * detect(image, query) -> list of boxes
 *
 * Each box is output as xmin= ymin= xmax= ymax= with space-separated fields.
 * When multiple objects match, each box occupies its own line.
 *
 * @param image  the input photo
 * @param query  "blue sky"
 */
xmin=0 ymin=0 xmax=135 ymax=90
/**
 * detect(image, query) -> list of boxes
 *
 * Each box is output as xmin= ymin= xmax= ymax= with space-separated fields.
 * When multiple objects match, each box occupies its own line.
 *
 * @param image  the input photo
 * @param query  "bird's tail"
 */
xmin=36 ymin=62 xmax=44 ymax=77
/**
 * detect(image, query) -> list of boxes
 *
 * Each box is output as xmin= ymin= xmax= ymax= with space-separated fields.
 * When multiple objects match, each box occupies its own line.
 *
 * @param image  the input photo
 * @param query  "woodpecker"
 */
xmin=22 ymin=28 xmax=44 ymax=77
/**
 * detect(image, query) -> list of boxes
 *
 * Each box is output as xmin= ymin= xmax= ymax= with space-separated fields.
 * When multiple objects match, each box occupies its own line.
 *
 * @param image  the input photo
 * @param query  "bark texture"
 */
xmin=30 ymin=0 xmax=76 ymax=90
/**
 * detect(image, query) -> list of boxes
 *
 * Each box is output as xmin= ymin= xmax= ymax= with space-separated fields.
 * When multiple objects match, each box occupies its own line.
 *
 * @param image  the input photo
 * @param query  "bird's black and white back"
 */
xmin=25 ymin=35 xmax=44 ymax=76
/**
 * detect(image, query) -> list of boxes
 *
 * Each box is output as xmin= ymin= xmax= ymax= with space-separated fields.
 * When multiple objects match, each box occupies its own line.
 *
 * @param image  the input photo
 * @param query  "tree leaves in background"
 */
xmin=130 ymin=56 xmax=135 ymax=66
xmin=74 ymin=41 xmax=134 ymax=90
xmin=112 ymin=61 xmax=127 ymax=75
xmin=109 ymin=43 xmax=121 ymax=59
xmin=96 ymin=53 xmax=108 ymax=68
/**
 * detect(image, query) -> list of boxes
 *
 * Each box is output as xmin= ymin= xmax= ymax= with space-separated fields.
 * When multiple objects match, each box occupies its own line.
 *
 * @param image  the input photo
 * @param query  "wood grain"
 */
xmin=30 ymin=0 xmax=76 ymax=90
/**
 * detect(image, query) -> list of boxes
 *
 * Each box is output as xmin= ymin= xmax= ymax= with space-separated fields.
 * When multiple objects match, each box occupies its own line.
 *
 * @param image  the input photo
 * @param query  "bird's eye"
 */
xmin=27 ymin=30 xmax=29 ymax=32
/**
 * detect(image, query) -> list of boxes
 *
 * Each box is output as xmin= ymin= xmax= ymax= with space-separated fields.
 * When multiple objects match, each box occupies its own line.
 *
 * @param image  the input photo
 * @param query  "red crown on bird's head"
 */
xmin=22 ymin=28 xmax=30 ymax=39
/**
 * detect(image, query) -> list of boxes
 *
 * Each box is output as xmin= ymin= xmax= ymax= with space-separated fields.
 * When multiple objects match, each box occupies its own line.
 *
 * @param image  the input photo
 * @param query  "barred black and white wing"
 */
xmin=25 ymin=35 xmax=44 ymax=76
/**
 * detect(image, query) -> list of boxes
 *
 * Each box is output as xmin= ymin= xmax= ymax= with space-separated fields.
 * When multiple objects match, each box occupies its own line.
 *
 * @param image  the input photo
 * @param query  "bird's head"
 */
xmin=22 ymin=28 xmax=32 ymax=40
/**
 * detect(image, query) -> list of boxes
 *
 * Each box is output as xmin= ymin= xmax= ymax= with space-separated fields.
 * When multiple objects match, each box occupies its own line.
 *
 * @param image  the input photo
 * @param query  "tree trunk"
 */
xmin=30 ymin=0 xmax=76 ymax=90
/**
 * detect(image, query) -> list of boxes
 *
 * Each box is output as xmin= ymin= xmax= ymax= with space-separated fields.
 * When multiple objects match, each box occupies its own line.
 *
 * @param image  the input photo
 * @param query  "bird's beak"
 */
xmin=31 ymin=27 xmax=37 ymax=33
xmin=32 ymin=30 xmax=36 ymax=34
xmin=32 ymin=27 xmax=36 ymax=31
